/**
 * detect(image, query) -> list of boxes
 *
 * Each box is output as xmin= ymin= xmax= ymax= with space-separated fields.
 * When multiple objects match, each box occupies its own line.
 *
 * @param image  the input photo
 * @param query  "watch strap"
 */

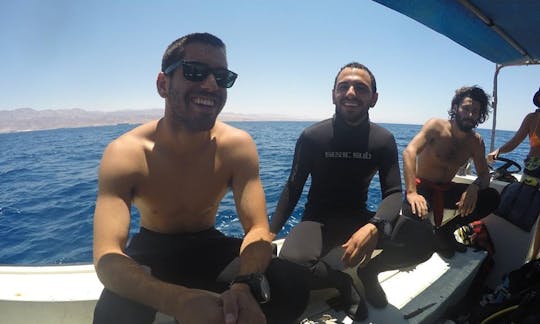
xmin=230 ymin=273 xmax=270 ymax=304
xmin=368 ymin=217 xmax=392 ymax=239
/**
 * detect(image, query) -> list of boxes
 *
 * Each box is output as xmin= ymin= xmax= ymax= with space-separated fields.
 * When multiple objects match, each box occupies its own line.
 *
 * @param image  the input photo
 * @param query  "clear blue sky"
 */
xmin=1 ymin=0 xmax=538 ymax=130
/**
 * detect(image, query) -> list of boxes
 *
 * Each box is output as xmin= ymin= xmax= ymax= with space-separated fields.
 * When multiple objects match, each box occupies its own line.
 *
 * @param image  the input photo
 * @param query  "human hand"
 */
xmin=456 ymin=185 xmax=478 ymax=216
xmin=406 ymin=192 xmax=429 ymax=218
xmin=341 ymin=224 xmax=379 ymax=268
xmin=222 ymin=284 xmax=266 ymax=324
xmin=173 ymin=288 xmax=226 ymax=324
xmin=486 ymin=149 xmax=499 ymax=164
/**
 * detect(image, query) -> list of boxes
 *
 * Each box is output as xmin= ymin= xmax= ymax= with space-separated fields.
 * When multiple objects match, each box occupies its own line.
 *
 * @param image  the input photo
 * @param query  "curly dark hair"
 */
xmin=448 ymin=86 xmax=491 ymax=126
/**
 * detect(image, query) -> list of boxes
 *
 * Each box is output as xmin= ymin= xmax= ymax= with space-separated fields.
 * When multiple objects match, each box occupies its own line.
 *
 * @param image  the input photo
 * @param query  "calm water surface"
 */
xmin=0 ymin=122 xmax=529 ymax=264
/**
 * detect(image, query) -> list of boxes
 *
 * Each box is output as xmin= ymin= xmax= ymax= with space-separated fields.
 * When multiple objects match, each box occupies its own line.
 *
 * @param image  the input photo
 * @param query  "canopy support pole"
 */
xmin=490 ymin=64 xmax=503 ymax=152
xmin=489 ymin=62 xmax=539 ymax=152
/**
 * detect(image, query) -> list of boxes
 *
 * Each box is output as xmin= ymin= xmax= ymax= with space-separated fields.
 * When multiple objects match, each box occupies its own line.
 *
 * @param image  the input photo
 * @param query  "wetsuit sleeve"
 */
xmin=373 ymin=134 xmax=403 ymax=224
xmin=270 ymin=133 xmax=312 ymax=234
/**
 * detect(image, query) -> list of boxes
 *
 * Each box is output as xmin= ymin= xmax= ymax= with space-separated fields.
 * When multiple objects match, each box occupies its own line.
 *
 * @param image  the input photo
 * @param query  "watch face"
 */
xmin=232 ymin=273 xmax=271 ymax=304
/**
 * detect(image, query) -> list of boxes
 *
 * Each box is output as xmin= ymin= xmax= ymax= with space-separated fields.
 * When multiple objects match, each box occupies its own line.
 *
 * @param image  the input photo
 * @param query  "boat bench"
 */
xmin=0 ymin=264 xmax=103 ymax=324
xmin=153 ymin=247 xmax=488 ymax=324
xmin=0 ymin=248 xmax=487 ymax=324
xmin=300 ymin=248 xmax=487 ymax=323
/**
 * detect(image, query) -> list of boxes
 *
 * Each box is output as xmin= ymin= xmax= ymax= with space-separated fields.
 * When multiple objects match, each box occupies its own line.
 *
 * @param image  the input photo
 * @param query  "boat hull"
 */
xmin=1 ymin=177 xmax=537 ymax=324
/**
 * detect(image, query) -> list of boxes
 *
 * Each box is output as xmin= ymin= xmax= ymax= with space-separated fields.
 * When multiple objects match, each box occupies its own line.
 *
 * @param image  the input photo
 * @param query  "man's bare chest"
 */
xmin=134 ymin=151 xmax=231 ymax=212
xmin=429 ymin=139 xmax=471 ymax=166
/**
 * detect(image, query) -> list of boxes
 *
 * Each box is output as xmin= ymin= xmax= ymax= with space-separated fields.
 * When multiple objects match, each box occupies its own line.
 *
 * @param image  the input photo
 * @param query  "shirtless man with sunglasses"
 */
xmin=92 ymin=32 xmax=309 ymax=324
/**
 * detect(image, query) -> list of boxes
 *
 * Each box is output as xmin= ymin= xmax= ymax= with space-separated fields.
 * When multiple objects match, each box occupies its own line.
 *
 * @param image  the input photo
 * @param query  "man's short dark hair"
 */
xmin=449 ymin=85 xmax=491 ymax=125
xmin=333 ymin=62 xmax=377 ymax=94
xmin=161 ymin=32 xmax=225 ymax=74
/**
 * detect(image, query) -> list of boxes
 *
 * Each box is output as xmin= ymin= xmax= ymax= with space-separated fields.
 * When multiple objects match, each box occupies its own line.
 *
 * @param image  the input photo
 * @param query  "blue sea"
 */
xmin=0 ymin=122 xmax=530 ymax=265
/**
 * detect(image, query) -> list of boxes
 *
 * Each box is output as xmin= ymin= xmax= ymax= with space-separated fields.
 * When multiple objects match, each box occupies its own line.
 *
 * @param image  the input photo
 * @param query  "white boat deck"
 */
xmin=0 ymin=264 xmax=101 ymax=324
xmin=0 ymin=264 xmax=102 ymax=302
xmin=0 ymin=249 xmax=486 ymax=324
xmin=300 ymin=249 xmax=486 ymax=324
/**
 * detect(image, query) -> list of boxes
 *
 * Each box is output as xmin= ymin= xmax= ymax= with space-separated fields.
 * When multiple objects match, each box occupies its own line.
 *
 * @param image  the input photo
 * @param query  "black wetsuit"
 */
xmin=93 ymin=228 xmax=310 ymax=324
xmin=271 ymin=114 xmax=402 ymax=239
xmin=271 ymin=114 xmax=402 ymax=280
xmin=378 ymin=180 xmax=501 ymax=267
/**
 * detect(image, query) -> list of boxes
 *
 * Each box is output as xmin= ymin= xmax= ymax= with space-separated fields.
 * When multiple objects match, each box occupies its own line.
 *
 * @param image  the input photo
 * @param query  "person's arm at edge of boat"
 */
xmin=341 ymin=131 xmax=402 ymax=268
xmin=403 ymin=119 xmax=435 ymax=218
xmin=487 ymin=113 xmax=532 ymax=163
xmin=373 ymin=131 xmax=403 ymax=225
xmin=223 ymin=129 xmax=273 ymax=324
xmin=457 ymin=135 xmax=491 ymax=216
xmin=269 ymin=133 xmax=311 ymax=238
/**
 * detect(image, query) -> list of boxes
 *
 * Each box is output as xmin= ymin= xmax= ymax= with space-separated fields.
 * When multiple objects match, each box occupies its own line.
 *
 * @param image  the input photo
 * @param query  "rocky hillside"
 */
xmin=0 ymin=108 xmax=306 ymax=133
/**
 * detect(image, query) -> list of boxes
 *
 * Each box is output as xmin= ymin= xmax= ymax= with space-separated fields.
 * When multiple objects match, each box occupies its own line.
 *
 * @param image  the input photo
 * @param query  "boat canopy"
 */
xmin=372 ymin=0 xmax=540 ymax=150
xmin=372 ymin=0 xmax=540 ymax=65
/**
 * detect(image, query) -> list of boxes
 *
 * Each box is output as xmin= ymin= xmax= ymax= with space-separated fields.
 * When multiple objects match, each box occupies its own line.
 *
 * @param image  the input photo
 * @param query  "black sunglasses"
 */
xmin=164 ymin=60 xmax=238 ymax=88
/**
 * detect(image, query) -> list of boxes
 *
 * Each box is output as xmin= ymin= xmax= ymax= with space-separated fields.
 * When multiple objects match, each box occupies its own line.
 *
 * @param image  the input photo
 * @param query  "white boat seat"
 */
xmin=300 ymin=249 xmax=487 ymax=323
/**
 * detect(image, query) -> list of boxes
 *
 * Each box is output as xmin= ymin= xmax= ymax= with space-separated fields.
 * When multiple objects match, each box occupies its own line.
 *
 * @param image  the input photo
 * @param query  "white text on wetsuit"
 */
xmin=325 ymin=151 xmax=372 ymax=159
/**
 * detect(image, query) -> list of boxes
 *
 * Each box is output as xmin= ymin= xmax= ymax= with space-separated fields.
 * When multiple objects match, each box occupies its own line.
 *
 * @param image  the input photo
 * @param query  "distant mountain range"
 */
xmin=0 ymin=108 xmax=310 ymax=133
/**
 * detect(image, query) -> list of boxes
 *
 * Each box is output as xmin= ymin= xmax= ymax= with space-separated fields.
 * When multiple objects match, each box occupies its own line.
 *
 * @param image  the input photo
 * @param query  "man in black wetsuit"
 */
xmin=270 ymin=62 xmax=403 ymax=320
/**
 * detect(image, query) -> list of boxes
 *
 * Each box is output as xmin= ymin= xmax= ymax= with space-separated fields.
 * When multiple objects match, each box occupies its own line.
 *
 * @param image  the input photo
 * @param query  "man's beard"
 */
xmin=182 ymin=114 xmax=218 ymax=132
xmin=455 ymin=115 xmax=477 ymax=132
xmin=335 ymin=102 xmax=369 ymax=126
xmin=169 ymin=87 xmax=222 ymax=132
